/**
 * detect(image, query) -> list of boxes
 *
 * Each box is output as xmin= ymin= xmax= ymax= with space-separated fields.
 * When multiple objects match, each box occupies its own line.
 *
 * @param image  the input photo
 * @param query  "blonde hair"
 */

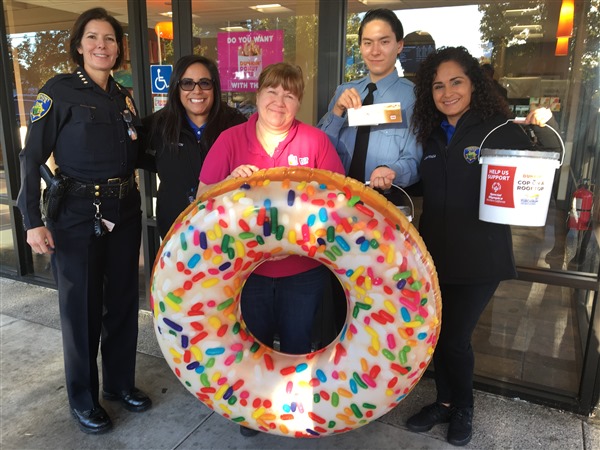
xmin=258 ymin=63 xmax=304 ymax=102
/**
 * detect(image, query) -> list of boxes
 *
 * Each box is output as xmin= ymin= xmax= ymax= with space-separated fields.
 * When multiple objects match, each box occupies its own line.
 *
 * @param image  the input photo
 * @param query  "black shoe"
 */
xmin=71 ymin=406 xmax=112 ymax=434
xmin=406 ymin=402 xmax=452 ymax=432
xmin=447 ymin=407 xmax=473 ymax=446
xmin=239 ymin=425 xmax=260 ymax=437
xmin=103 ymin=387 xmax=152 ymax=412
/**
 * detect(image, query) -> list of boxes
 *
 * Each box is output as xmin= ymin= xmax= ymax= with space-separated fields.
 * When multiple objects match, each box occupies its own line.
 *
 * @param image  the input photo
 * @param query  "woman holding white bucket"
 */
xmin=405 ymin=46 xmax=561 ymax=446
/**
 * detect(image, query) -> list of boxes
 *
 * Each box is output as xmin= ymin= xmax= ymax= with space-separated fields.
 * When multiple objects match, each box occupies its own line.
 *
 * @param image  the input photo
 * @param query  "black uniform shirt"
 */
xmin=17 ymin=67 xmax=141 ymax=230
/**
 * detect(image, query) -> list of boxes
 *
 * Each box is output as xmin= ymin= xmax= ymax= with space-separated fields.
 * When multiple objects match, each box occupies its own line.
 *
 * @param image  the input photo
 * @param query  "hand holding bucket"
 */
xmin=365 ymin=181 xmax=415 ymax=222
xmin=478 ymin=119 xmax=565 ymax=227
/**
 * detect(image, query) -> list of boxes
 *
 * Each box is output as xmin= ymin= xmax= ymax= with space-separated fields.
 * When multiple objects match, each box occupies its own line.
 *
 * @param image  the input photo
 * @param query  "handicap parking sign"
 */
xmin=150 ymin=65 xmax=172 ymax=94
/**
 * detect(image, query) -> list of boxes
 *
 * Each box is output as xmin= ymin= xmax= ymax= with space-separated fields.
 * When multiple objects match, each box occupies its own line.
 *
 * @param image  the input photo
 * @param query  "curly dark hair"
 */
xmin=411 ymin=46 xmax=511 ymax=144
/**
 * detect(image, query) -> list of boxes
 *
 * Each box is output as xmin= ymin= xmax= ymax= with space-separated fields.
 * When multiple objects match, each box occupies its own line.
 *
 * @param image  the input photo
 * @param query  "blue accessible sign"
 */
xmin=150 ymin=65 xmax=172 ymax=94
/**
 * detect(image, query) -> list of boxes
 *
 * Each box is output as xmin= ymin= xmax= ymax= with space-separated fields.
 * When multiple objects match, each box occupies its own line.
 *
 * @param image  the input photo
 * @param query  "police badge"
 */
xmin=125 ymin=96 xmax=136 ymax=116
xmin=463 ymin=146 xmax=480 ymax=164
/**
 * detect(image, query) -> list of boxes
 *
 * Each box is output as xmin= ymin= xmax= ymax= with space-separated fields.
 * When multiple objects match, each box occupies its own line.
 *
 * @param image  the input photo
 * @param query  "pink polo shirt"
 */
xmin=200 ymin=113 xmax=345 ymax=278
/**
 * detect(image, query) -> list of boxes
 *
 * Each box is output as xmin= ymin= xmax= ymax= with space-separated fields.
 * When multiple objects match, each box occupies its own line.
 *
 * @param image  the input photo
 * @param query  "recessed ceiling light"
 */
xmin=219 ymin=26 xmax=247 ymax=32
xmin=358 ymin=0 xmax=403 ymax=5
xmin=510 ymin=25 xmax=543 ymax=32
xmin=252 ymin=3 xmax=281 ymax=8
xmin=249 ymin=3 xmax=293 ymax=13
xmin=504 ymin=7 xmax=540 ymax=17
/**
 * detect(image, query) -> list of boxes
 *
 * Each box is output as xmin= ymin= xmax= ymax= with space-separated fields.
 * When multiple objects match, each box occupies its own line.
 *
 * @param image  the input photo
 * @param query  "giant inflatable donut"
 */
xmin=151 ymin=167 xmax=440 ymax=437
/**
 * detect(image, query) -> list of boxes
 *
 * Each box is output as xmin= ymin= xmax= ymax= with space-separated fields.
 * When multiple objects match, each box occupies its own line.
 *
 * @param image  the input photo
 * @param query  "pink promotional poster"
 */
xmin=217 ymin=30 xmax=284 ymax=92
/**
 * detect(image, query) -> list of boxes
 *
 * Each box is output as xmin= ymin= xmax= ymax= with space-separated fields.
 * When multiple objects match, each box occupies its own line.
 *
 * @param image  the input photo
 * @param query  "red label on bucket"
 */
xmin=483 ymin=164 xmax=516 ymax=208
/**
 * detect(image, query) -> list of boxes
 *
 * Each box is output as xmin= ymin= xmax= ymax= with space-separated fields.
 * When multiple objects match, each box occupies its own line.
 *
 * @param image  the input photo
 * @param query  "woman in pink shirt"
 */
xmin=198 ymin=62 xmax=344 ymax=436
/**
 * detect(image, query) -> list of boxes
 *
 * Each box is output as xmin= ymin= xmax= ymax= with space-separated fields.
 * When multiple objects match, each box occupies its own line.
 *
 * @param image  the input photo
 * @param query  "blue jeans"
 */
xmin=240 ymin=264 xmax=328 ymax=354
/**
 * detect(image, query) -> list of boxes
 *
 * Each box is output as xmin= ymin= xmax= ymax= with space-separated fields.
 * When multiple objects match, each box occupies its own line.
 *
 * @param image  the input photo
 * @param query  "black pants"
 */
xmin=50 ymin=194 xmax=141 ymax=411
xmin=433 ymin=282 xmax=499 ymax=409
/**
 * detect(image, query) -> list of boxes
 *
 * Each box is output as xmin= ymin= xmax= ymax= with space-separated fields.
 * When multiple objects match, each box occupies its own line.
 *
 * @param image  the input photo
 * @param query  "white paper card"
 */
xmin=347 ymin=102 xmax=402 ymax=127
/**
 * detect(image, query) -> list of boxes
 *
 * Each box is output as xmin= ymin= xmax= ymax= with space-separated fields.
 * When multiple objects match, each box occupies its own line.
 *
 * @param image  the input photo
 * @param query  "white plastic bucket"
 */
xmin=478 ymin=120 xmax=564 ymax=227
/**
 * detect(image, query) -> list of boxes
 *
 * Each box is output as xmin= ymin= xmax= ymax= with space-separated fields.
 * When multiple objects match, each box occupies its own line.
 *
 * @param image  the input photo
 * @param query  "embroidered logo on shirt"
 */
xmin=463 ymin=146 xmax=480 ymax=164
xmin=30 ymin=93 xmax=52 ymax=123
xmin=287 ymin=154 xmax=309 ymax=166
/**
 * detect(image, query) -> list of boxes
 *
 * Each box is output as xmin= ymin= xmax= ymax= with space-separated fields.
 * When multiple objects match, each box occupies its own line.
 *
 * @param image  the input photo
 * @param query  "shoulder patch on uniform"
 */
xmin=30 ymin=93 xmax=52 ymax=123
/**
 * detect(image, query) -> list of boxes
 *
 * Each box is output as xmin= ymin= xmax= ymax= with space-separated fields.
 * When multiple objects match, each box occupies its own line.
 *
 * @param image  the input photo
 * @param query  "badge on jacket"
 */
xmin=30 ymin=93 xmax=52 ymax=122
xmin=125 ymin=96 xmax=136 ymax=116
xmin=463 ymin=146 xmax=480 ymax=164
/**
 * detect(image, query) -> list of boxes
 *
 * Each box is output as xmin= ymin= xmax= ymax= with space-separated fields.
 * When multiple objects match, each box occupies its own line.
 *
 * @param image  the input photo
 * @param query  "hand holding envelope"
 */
xmin=348 ymin=102 xmax=402 ymax=127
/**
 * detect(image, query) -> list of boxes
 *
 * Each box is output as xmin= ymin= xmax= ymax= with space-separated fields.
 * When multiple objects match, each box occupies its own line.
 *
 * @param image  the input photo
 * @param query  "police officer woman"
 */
xmin=17 ymin=8 xmax=150 ymax=434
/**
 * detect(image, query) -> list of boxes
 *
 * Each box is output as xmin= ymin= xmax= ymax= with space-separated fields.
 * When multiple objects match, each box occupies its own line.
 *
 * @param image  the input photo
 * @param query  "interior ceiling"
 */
xmin=6 ymin=0 xmax=554 ymax=40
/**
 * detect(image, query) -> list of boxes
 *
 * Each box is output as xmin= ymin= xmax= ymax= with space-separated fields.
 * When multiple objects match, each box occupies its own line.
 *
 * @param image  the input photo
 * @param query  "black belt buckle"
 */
xmin=107 ymin=176 xmax=129 ymax=199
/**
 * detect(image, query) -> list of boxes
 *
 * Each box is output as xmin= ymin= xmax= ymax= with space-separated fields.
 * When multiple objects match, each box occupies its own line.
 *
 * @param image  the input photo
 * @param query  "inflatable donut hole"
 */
xmin=238 ymin=264 xmax=347 ymax=354
xmin=151 ymin=167 xmax=441 ymax=437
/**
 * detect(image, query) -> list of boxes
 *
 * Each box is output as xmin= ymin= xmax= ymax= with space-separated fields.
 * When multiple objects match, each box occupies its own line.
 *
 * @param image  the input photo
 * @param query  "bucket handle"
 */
xmin=478 ymin=118 xmax=565 ymax=166
xmin=365 ymin=181 xmax=414 ymax=223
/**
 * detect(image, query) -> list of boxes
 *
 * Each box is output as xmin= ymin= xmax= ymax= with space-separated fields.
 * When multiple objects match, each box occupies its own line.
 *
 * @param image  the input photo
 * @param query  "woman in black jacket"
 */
xmin=406 ymin=47 xmax=560 ymax=446
xmin=142 ymin=55 xmax=246 ymax=238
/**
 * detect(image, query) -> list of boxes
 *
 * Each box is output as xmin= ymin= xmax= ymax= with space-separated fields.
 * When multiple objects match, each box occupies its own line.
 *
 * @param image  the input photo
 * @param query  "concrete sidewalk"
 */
xmin=1 ymin=277 xmax=598 ymax=449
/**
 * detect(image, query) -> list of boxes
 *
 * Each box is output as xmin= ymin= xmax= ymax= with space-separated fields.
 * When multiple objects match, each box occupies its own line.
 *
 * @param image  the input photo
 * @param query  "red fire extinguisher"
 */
xmin=568 ymin=179 xmax=594 ymax=230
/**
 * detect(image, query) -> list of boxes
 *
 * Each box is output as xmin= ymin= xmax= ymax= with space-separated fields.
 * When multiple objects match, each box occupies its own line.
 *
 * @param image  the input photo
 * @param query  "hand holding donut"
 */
xmin=227 ymin=164 xmax=260 ymax=180
xmin=525 ymin=107 xmax=552 ymax=127
xmin=196 ymin=165 xmax=261 ymax=199
xmin=332 ymin=88 xmax=364 ymax=117
xmin=370 ymin=165 xmax=396 ymax=190
xmin=27 ymin=226 xmax=54 ymax=254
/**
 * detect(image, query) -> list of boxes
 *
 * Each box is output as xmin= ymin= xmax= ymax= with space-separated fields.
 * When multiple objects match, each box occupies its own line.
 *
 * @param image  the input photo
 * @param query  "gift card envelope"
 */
xmin=348 ymin=102 xmax=402 ymax=126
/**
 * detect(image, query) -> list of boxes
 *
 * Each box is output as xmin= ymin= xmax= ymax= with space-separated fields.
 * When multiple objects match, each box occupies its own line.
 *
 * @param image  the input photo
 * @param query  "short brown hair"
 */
xmin=258 ymin=63 xmax=304 ymax=102
xmin=69 ymin=7 xmax=124 ymax=70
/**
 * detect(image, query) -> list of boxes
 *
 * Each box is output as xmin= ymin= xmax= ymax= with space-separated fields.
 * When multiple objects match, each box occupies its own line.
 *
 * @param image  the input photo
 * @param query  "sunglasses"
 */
xmin=179 ymin=78 xmax=214 ymax=91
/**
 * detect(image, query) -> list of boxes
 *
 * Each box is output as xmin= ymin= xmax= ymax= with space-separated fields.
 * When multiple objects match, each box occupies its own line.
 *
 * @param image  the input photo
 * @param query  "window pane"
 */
xmin=475 ymin=280 xmax=590 ymax=395
xmin=189 ymin=1 xmax=320 ymax=124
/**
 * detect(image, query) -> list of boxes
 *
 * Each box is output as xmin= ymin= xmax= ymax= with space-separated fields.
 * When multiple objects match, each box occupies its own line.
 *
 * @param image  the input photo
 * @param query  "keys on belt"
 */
xmin=68 ymin=175 xmax=134 ymax=199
